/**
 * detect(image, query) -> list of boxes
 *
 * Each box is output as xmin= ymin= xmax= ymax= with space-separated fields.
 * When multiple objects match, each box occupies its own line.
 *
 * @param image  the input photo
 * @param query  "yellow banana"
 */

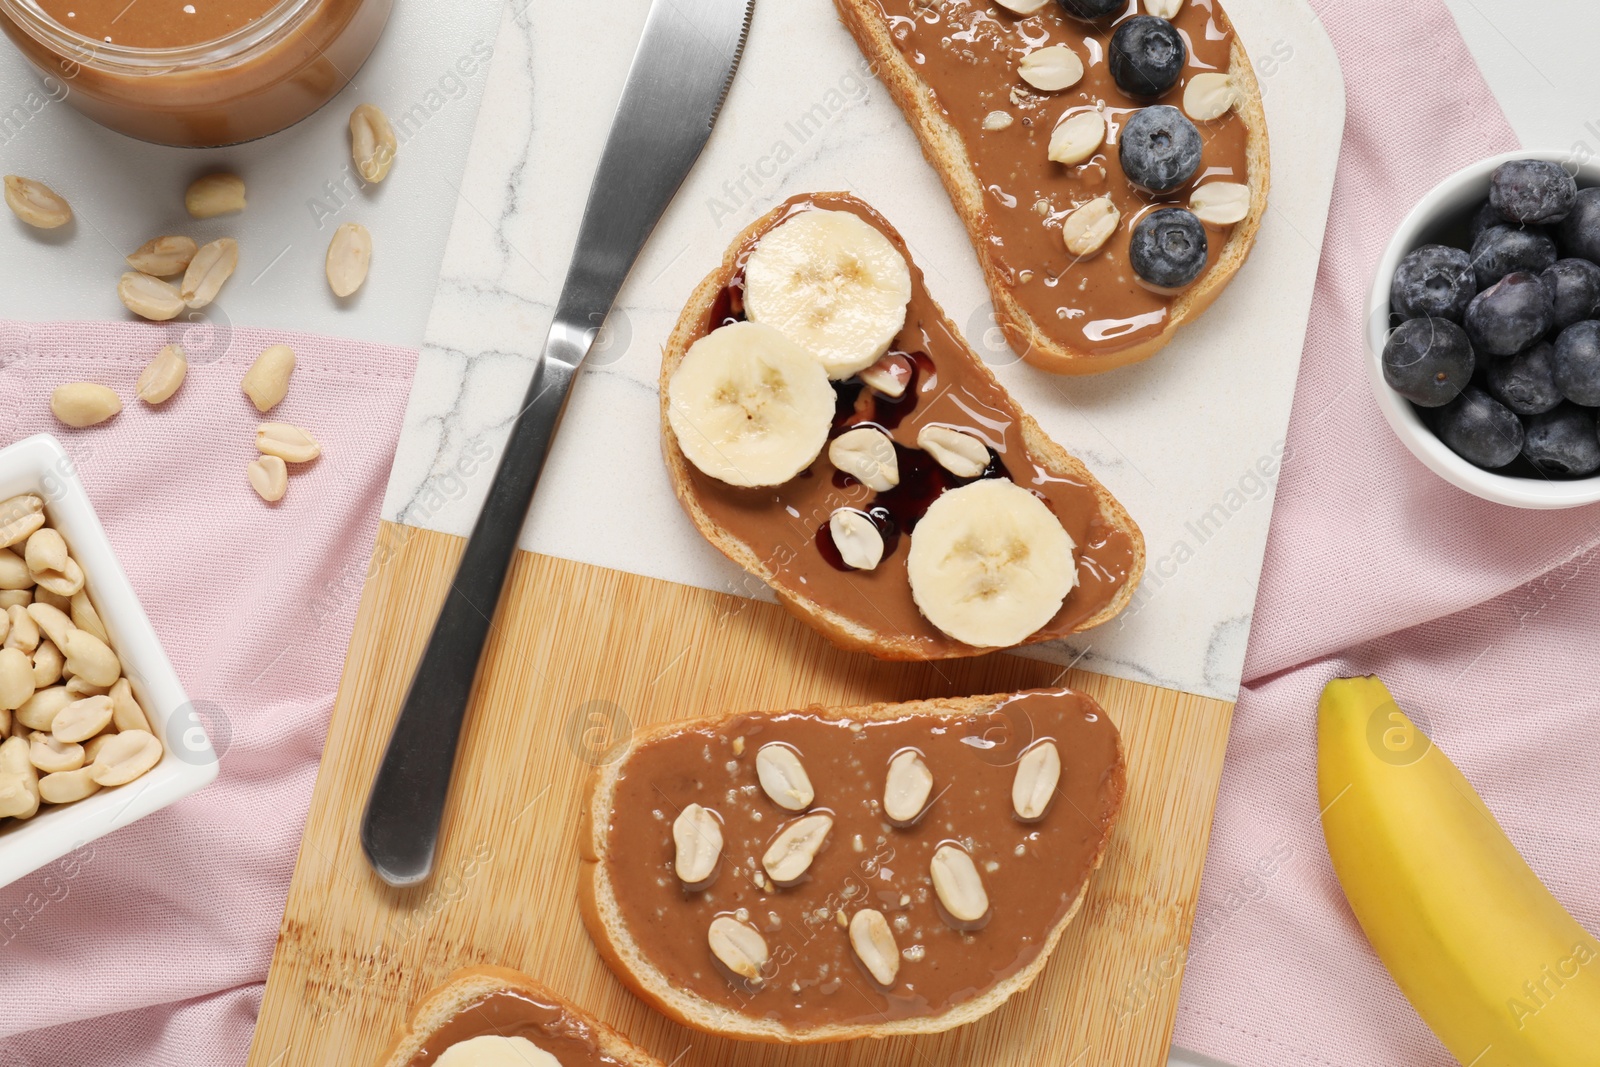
xmin=1318 ymin=675 xmax=1600 ymax=1066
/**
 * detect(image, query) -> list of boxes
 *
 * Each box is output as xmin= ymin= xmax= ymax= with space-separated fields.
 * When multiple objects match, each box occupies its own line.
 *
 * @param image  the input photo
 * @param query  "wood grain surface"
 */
xmin=246 ymin=521 xmax=1233 ymax=1067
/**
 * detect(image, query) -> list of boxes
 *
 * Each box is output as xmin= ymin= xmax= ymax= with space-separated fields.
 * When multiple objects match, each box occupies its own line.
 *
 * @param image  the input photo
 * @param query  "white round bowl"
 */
xmin=1365 ymin=148 xmax=1600 ymax=509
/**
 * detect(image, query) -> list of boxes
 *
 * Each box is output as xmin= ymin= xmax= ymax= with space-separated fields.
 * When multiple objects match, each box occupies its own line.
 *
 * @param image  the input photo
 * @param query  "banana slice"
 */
xmin=667 ymin=321 xmax=835 ymax=488
xmin=742 ymin=209 xmax=913 ymax=380
xmin=906 ymin=480 xmax=1077 ymax=648
xmin=435 ymin=1035 xmax=559 ymax=1067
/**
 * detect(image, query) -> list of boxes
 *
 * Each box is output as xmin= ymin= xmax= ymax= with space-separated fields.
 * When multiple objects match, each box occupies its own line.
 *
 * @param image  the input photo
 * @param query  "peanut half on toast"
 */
xmin=836 ymin=0 xmax=1270 ymax=374
xmin=579 ymin=687 xmax=1126 ymax=1041
xmin=660 ymin=192 xmax=1144 ymax=661
xmin=375 ymin=966 xmax=663 ymax=1067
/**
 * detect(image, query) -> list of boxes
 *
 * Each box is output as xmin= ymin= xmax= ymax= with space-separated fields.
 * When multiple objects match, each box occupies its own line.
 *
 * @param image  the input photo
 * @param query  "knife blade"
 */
xmin=360 ymin=0 xmax=756 ymax=887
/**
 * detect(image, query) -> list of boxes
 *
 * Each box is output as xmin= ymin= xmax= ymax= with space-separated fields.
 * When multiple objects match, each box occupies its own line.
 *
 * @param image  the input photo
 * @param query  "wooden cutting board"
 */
xmin=245 ymin=521 xmax=1232 ymax=1067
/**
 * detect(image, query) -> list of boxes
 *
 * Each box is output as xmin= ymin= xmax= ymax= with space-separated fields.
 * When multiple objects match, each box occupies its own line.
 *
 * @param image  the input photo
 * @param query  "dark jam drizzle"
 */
xmin=708 ymin=284 xmax=1014 ymax=575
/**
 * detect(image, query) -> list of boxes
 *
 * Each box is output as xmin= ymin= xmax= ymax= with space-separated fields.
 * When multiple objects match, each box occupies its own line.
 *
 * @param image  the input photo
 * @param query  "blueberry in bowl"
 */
xmin=1119 ymin=106 xmax=1203 ymax=194
xmin=1552 ymin=319 xmax=1600 ymax=405
xmin=1557 ymin=188 xmax=1600 ymax=261
xmin=1490 ymin=159 xmax=1577 ymax=225
xmin=1468 ymin=225 xmax=1557 ymax=290
xmin=1129 ymin=208 xmax=1208 ymax=290
xmin=1433 ymin=387 xmax=1524 ymax=469
xmin=1540 ymin=259 xmax=1600 ymax=330
xmin=1463 ymin=271 xmax=1552 ymax=356
xmin=1367 ymin=151 xmax=1600 ymax=507
xmin=1484 ymin=341 xmax=1562 ymax=415
xmin=1108 ymin=16 xmax=1187 ymax=99
xmin=1390 ymin=245 xmax=1475 ymax=322
xmin=1381 ymin=318 xmax=1474 ymax=407
xmin=1521 ymin=404 xmax=1600 ymax=477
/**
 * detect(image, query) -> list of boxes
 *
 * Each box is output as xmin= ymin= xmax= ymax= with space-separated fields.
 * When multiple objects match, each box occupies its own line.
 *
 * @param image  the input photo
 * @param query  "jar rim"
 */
xmin=0 ymin=0 xmax=318 ymax=70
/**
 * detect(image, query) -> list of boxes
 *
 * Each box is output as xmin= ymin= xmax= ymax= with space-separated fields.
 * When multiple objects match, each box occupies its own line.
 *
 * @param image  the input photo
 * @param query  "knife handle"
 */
xmin=360 ymin=348 xmax=579 ymax=887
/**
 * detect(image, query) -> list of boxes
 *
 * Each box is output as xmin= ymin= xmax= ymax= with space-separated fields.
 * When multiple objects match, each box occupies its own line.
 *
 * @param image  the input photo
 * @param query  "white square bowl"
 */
xmin=0 ymin=433 xmax=216 ymax=887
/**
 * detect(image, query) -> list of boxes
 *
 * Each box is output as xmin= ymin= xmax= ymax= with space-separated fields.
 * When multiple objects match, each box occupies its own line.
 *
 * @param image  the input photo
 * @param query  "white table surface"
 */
xmin=0 ymin=1 xmax=1573 ymax=1065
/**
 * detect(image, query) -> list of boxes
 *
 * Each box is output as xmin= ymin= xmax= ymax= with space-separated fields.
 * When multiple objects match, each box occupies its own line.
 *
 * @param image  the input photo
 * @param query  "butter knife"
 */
xmin=361 ymin=0 xmax=756 ymax=887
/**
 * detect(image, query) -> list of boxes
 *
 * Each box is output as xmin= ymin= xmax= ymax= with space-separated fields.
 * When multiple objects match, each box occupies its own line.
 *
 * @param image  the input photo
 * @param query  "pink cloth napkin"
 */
xmin=0 ymin=321 xmax=415 ymax=1061
xmin=1172 ymin=2 xmax=1600 ymax=1066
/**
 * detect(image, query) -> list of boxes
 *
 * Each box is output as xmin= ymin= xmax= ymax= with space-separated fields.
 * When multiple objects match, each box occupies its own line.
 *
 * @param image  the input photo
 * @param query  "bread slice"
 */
xmin=578 ymin=688 xmax=1126 ymax=1042
xmin=375 ymin=966 xmax=663 ymax=1067
xmin=833 ymin=0 xmax=1271 ymax=375
xmin=660 ymin=192 xmax=1145 ymax=660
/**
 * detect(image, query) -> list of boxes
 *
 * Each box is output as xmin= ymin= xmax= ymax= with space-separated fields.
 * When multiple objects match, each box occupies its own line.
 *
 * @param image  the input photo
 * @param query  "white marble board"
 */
xmin=382 ymin=0 xmax=1346 ymax=702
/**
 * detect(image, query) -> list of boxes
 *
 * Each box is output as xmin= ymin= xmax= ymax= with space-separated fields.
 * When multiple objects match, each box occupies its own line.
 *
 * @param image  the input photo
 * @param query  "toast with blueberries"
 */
xmin=833 ymin=0 xmax=1270 ymax=374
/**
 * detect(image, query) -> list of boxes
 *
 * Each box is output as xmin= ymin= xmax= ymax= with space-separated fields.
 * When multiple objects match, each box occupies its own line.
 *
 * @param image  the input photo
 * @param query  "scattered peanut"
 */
xmin=255 ymin=422 xmax=321 ymax=463
xmin=1048 ymin=108 xmax=1106 ymax=166
xmin=136 ymin=344 xmax=188 ymax=405
xmin=1018 ymin=45 xmax=1084 ymax=93
xmin=126 ymin=235 xmax=197 ymax=276
xmin=755 ymin=742 xmax=814 ymax=811
xmin=707 ymin=915 xmax=768 ymax=982
xmin=247 ymin=455 xmax=288 ymax=503
xmin=325 ymin=221 xmax=372 ymax=297
xmin=930 ymin=843 xmax=990 ymax=924
xmin=180 ymin=236 xmax=238 ymax=309
xmin=350 ymin=104 xmax=397 ymax=183
xmin=3 ymin=175 xmax=71 ymax=229
xmin=1012 ymin=740 xmax=1061 ymax=821
xmin=241 ymin=344 xmax=296 ymax=412
xmin=51 ymin=382 xmax=123 ymax=428
xmin=828 ymin=427 xmax=899 ymax=491
xmin=761 ymin=812 xmax=833 ymax=885
xmin=185 ymin=172 xmax=246 ymax=218
xmin=672 ymin=802 xmax=723 ymax=885
xmin=1190 ymin=181 xmax=1252 ymax=226
xmin=917 ymin=425 xmax=990 ymax=478
xmin=849 ymin=908 xmax=901 ymax=986
xmin=883 ymin=748 xmax=933 ymax=825
xmin=1183 ymin=72 xmax=1237 ymax=123
xmin=1061 ymin=196 xmax=1121 ymax=257
xmin=118 ymin=272 xmax=186 ymax=321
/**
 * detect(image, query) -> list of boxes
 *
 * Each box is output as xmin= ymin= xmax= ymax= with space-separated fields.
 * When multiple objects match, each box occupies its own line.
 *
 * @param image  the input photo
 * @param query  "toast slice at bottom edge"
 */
xmin=833 ymin=0 xmax=1271 ymax=375
xmin=578 ymin=688 xmax=1128 ymax=1042
xmin=374 ymin=966 xmax=664 ymax=1067
xmin=659 ymin=192 xmax=1146 ymax=661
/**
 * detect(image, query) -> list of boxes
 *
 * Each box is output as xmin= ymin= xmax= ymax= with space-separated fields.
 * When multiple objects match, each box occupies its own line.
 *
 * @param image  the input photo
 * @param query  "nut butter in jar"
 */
xmin=0 ymin=0 xmax=392 ymax=146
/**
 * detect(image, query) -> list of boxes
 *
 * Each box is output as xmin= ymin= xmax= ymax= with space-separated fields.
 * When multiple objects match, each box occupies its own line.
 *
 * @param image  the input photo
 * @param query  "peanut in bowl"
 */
xmin=0 ymin=433 xmax=215 ymax=889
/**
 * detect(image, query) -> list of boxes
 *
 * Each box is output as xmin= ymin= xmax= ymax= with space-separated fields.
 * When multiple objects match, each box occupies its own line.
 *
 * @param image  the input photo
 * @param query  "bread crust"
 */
xmin=832 ymin=0 xmax=1271 ymax=375
xmin=578 ymin=690 xmax=1127 ymax=1042
xmin=374 ymin=966 xmax=663 ymax=1067
xmin=659 ymin=194 xmax=1145 ymax=660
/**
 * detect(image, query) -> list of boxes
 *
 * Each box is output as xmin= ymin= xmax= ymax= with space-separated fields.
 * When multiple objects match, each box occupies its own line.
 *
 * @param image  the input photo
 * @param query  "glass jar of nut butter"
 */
xmin=0 ymin=0 xmax=392 ymax=146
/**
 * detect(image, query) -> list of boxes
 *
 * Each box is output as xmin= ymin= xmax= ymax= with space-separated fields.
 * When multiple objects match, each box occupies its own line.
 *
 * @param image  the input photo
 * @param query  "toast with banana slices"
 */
xmin=375 ymin=966 xmax=663 ymax=1067
xmin=834 ymin=0 xmax=1270 ymax=374
xmin=578 ymin=687 xmax=1126 ymax=1041
xmin=660 ymin=191 xmax=1143 ymax=660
